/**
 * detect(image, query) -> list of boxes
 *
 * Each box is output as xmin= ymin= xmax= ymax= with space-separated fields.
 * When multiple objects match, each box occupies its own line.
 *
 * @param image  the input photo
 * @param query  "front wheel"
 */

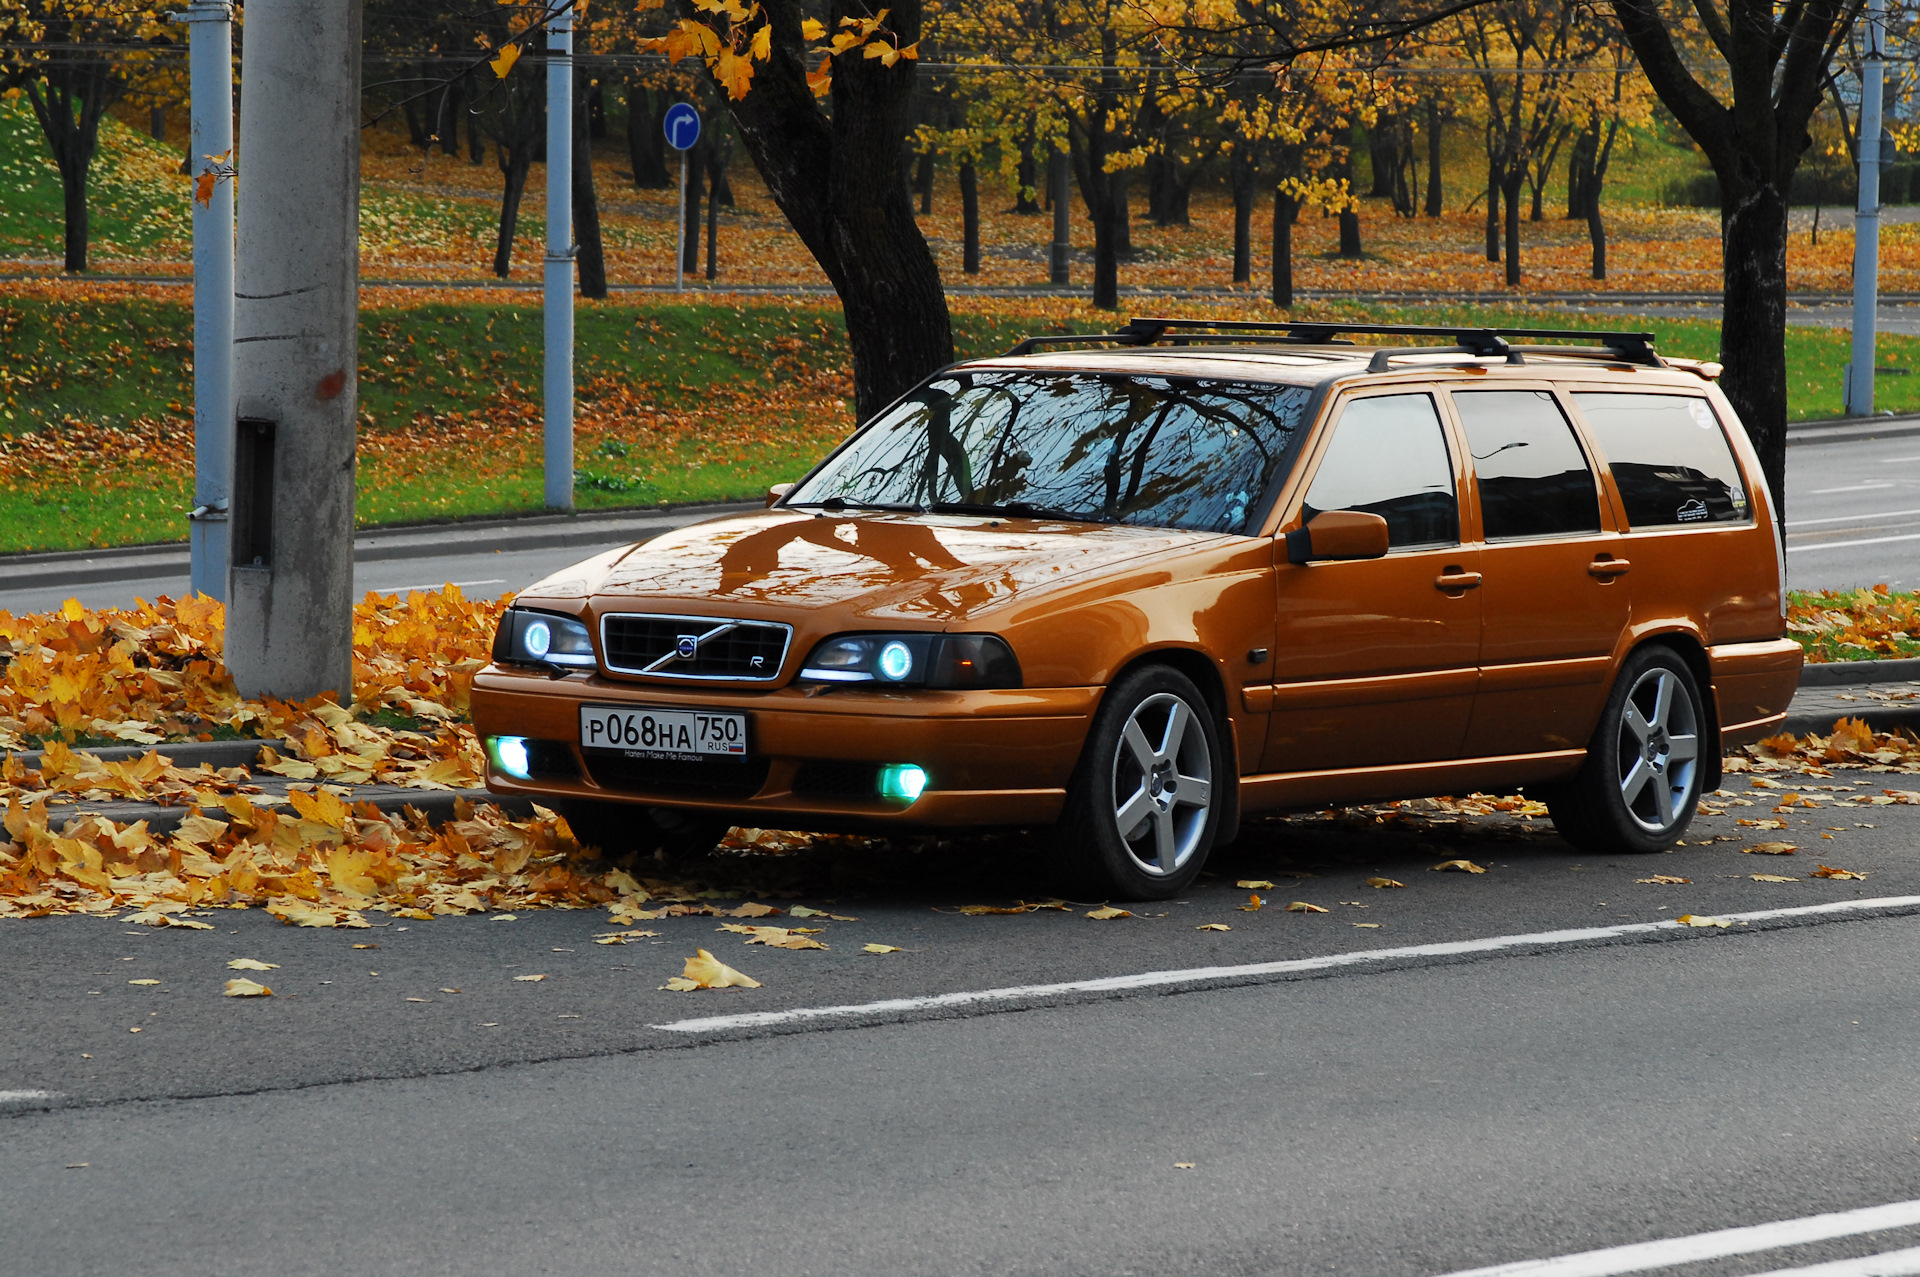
xmin=1057 ymin=666 xmax=1224 ymax=900
xmin=1547 ymin=646 xmax=1706 ymax=855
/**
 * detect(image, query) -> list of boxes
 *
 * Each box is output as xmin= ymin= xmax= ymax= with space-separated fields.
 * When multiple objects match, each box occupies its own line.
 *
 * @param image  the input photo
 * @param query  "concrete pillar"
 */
xmin=227 ymin=0 xmax=361 ymax=702
xmin=174 ymin=0 xmax=234 ymax=602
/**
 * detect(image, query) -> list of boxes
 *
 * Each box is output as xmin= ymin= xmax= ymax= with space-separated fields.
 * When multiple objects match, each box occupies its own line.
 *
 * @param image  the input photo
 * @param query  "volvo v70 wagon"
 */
xmin=472 ymin=318 xmax=1802 ymax=898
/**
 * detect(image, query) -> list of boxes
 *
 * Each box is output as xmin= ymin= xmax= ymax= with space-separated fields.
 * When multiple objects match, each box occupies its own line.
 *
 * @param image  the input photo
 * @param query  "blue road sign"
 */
xmin=663 ymin=103 xmax=701 ymax=152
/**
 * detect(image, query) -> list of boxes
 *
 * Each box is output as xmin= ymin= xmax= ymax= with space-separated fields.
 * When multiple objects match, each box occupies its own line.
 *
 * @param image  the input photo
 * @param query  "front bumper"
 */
xmin=470 ymin=665 xmax=1101 ymax=828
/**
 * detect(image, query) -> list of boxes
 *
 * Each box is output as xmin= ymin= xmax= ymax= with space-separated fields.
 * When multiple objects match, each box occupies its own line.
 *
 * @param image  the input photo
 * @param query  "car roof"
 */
xmin=953 ymin=346 xmax=1721 ymax=394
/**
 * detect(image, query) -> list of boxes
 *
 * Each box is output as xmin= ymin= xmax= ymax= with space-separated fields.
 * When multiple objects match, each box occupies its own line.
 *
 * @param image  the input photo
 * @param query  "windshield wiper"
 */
xmin=785 ymin=496 xmax=924 ymax=512
xmin=929 ymin=500 xmax=1100 ymax=523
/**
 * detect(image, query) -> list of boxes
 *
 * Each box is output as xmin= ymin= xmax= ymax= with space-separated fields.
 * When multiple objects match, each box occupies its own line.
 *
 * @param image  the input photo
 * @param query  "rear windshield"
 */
xmin=786 ymin=372 xmax=1314 ymax=535
xmin=1572 ymin=392 xmax=1751 ymax=526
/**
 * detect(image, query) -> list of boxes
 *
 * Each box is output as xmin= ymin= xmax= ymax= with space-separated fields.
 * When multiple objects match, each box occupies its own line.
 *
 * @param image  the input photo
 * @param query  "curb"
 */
xmin=1799 ymin=657 xmax=1920 ymax=687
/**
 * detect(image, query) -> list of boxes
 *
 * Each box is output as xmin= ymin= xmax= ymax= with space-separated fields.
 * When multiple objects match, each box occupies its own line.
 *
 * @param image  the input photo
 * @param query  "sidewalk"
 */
xmin=1783 ymin=657 xmax=1920 ymax=737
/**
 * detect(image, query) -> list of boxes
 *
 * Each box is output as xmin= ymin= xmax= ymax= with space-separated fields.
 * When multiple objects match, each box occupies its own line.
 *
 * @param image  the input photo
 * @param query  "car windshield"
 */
xmin=786 ymin=371 xmax=1314 ymax=535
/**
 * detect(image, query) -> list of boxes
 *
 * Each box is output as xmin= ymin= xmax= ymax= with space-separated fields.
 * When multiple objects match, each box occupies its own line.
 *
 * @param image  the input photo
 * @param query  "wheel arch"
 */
xmin=1626 ymin=630 xmax=1722 ymax=793
xmin=1103 ymin=646 xmax=1243 ymax=845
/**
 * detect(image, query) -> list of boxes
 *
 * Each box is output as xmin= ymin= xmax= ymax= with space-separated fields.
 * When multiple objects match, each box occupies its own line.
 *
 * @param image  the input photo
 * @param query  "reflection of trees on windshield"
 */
xmin=797 ymin=373 xmax=1312 ymax=534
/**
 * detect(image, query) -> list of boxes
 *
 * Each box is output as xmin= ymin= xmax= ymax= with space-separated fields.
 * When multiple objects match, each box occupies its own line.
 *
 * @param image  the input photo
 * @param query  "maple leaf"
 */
xmin=194 ymin=170 xmax=217 ymax=208
xmin=749 ymin=22 xmax=772 ymax=61
xmin=714 ymin=47 xmax=755 ymax=99
xmin=1811 ymin=864 xmax=1867 ymax=879
xmin=806 ymin=60 xmax=833 ymax=97
xmin=662 ymin=948 xmax=761 ymax=990
xmin=1236 ymin=879 xmax=1276 ymax=890
xmin=1086 ymin=905 xmax=1132 ymax=920
xmin=1751 ymin=873 xmax=1798 ymax=883
xmin=862 ymin=943 xmax=902 ymax=953
xmin=719 ymin=923 xmax=827 ymax=949
xmin=1284 ymin=901 xmax=1329 ymax=913
xmin=1676 ymin=914 xmax=1733 ymax=928
xmin=488 ymin=44 xmax=520 ymax=79
xmin=1366 ymin=877 xmax=1406 ymax=889
xmin=1431 ymin=859 xmax=1486 ymax=874
xmin=1195 ymin=923 xmax=1231 ymax=932
xmin=800 ymin=17 xmax=825 ymax=38
xmin=224 ymin=978 xmax=272 ymax=997
xmin=1635 ymin=874 xmax=1691 ymax=884
xmin=227 ymin=959 xmax=279 ymax=971
xmin=1742 ymin=842 xmax=1798 ymax=855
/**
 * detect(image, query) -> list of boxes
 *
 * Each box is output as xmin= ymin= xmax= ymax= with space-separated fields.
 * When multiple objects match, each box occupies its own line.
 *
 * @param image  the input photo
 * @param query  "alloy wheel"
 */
xmin=1110 ymin=692 xmax=1215 ymax=877
xmin=1614 ymin=666 xmax=1701 ymax=834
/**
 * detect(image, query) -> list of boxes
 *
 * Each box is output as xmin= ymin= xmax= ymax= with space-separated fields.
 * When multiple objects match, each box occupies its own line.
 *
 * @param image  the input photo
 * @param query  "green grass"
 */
xmin=1 ymin=292 xmax=1912 ymax=554
xmin=0 ymin=96 xmax=188 ymax=260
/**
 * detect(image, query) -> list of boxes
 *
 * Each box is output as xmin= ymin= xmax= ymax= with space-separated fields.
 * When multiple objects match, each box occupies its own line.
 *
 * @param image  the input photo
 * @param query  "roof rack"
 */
xmin=1001 ymin=316 xmax=1665 ymax=368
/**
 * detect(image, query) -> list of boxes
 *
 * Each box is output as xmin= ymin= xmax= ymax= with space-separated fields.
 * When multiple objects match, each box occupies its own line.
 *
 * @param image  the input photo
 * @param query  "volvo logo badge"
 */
xmin=675 ymin=634 xmax=700 ymax=659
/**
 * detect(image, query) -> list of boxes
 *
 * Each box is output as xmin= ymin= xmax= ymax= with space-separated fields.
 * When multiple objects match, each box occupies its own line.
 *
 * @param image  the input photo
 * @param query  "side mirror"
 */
xmin=1285 ymin=510 xmax=1390 ymax=564
xmin=766 ymin=482 xmax=795 ymax=508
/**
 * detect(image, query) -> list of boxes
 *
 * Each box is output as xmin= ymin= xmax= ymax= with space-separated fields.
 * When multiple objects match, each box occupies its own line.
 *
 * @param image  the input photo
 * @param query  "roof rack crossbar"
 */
xmin=1001 ymin=317 xmax=1665 ymax=367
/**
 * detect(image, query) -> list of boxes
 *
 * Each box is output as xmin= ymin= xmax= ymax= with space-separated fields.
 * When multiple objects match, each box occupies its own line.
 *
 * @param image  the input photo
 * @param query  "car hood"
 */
xmin=525 ymin=510 xmax=1230 ymax=626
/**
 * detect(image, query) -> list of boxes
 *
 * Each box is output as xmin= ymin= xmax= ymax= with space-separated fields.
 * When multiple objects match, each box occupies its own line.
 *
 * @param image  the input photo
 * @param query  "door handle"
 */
xmin=1435 ymin=569 xmax=1482 ymax=592
xmin=1588 ymin=557 xmax=1631 ymax=578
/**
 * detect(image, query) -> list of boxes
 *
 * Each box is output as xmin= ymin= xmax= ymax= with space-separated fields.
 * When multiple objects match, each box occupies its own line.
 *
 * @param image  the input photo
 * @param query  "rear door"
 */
xmin=1449 ymin=386 xmax=1630 ymax=758
xmin=1263 ymin=388 xmax=1482 ymax=773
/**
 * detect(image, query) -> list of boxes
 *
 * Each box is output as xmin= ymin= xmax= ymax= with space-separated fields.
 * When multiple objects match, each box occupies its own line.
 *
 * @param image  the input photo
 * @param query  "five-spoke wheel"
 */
xmin=1545 ymin=645 xmax=1707 ymax=855
xmin=1060 ymin=665 xmax=1223 ymax=898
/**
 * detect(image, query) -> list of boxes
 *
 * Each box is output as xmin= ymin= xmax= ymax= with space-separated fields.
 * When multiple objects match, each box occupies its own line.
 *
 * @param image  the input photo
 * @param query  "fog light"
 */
xmin=488 ymin=735 xmax=532 ymax=781
xmin=877 ymin=763 xmax=928 ymax=802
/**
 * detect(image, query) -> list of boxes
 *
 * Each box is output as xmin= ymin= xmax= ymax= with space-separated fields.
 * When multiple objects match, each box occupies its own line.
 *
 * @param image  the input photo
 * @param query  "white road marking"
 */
xmin=0 ymin=1090 xmax=58 ymax=1102
xmin=1432 ymin=1199 xmax=1920 ymax=1277
xmin=650 ymin=896 xmax=1920 ymax=1035
xmin=1810 ymin=482 xmax=1901 ymax=494
xmin=1789 ymin=506 xmax=1920 ymax=527
xmin=1787 ymin=532 xmax=1920 ymax=553
xmin=359 ymin=578 xmax=506 ymax=595
xmin=1748 ymin=1245 xmax=1920 ymax=1276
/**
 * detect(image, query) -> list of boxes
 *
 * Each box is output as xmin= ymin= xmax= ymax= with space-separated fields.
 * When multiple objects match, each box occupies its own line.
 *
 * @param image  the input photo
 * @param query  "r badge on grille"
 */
xmin=675 ymin=634 xmax=699 ymax=659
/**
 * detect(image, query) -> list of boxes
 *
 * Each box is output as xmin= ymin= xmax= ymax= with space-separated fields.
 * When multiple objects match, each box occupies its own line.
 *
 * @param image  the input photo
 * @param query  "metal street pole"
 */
xmin=676 ymin=148 xmax=687 ymax=293
xmin=543 ymin=4 xmax=575 ymax=510
xmin=227 ymin=0 xmax=360 ymax=702
xmin=173 ymin=0 xmax=233 ymax=602
xmin=1848 ymin=0 xmax=1887 ymax=417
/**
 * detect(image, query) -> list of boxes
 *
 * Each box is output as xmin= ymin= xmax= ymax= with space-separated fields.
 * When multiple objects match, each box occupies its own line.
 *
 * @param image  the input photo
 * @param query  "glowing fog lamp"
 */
xmin=488 ymin=735 xmax=532 ymax=781
xmin=877 ymin=763 xmax=928 ymax=803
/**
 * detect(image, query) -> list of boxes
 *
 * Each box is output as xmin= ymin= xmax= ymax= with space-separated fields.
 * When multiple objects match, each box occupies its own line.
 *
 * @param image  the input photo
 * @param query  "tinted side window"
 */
xmin=1302 ymin=394 xmax=1458 ymax=548
xmin=1453 ymin=390 xmax=1601 ymax=540
xmin=1572 ymin=393 xmax=1751 ymax=527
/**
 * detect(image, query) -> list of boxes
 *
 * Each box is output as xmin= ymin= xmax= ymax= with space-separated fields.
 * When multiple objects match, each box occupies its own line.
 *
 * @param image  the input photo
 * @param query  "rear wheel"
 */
xmin=1547 ymin=646 xmax=1705 ymax=855
xmin=1058 ymin=666 xmax=1223 ymax=900
xmin=555 ymin=800 xmax=731 ymax=859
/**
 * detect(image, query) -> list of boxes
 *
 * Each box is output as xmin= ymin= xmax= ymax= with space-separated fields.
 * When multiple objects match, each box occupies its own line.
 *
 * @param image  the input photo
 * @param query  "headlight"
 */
xmin=798 ymin=633 xmax=1020 ymax=689
xmin=493 ymin=608 xmax=597 ymax=670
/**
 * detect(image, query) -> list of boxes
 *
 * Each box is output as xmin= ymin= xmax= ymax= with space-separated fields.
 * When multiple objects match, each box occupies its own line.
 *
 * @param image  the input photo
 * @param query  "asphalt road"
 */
xmin=6 ymin=770 xmax=1920 ymax=1275
xmin=1785 ymin=427 xmax=1920 ymax=592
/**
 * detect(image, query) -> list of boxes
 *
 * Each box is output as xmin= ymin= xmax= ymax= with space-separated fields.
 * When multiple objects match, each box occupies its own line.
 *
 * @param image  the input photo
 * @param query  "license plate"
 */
xmin=578 ymin=704 xmax=748 ymax=762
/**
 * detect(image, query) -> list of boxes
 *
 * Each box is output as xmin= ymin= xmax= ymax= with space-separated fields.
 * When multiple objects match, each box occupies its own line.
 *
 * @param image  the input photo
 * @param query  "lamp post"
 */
xmin=1847 ymin=0 xmax=1887 ymax=418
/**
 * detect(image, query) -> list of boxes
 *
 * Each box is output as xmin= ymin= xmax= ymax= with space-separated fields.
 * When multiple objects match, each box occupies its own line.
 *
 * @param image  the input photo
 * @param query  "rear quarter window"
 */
xmin=1571 ymin=392 xmax=1752 ymax=527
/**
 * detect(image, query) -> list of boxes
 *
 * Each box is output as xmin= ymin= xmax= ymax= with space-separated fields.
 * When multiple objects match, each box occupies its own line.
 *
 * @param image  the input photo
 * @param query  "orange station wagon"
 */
xmin=472 ymin=319 xmax=1802 ymax=898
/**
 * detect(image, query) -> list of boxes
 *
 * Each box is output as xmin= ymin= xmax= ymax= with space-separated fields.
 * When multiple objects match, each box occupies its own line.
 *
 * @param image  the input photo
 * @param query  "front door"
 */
xmin=1450 ymin=387 xmax=1630 ymax=757
xmin=1264 ymin=390 xmax=1482 ymax=773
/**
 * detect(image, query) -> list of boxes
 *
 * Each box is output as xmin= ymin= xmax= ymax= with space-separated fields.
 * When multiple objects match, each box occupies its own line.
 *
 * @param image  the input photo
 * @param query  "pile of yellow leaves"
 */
xmin=1744 ymin=717 xmax=1920 ymax=775
xmin=0 ymin=790 xmax=645 ymax=922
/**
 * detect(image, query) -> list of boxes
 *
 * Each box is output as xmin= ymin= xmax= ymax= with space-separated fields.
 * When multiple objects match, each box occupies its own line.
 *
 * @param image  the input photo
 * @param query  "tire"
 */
xmin=1057 ymin=665 xmax=1225 ymax=900
xmin=1547 ymin=645 xmax=1706 ymax=855
xmin=555 ymin=799 xmax=732 ymax=858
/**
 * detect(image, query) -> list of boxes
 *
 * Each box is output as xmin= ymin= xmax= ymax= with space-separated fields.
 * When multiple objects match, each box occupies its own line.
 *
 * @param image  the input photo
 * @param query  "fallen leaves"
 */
xmin=1086 ymin=906 xmax=1132 ymax=921
xmin=1743 ymin=842 xmax=1799 ymax=855
xmin=788 ymin=905 xmax=857 ymax=921
xmin=1238 ymin=894 xmax=1264 ymax=912
xmin=861 ymin=943 xmax=901 ymax=954
xmin=593 ymin=930 xmax=660 ymax=945
xmin=1750 ymin=873 xmax=1799 ymax=883
xmin=226 ymin=958 xmax=278 ymax=971
xmin=1195 ymin=923 xmax=1231 ymax=932
xmin=1636 ymin=875 xmax=1691 ymax=885
xmin=957 ymin=900 xmax=1069 ymax=915
xmin=1284 ymin=901 xmax=1329 ymax=914
xmin=1676 ymin=914 xmax=1733 ymax=928
xmin=1235 ymin=879 xmax=1276 ymax=890
xmin=719 ymin=923 xmax=828 ymax=949
xmin=127 ymin=978 xmax=159 ymax=986
xmin=1431 ymin=860 xmax=1486 ymax=874
xmin=1351 ymin=922 xmax=1381 ymax=928
xmin=1366 ymin=877 xmax=1406 ymax=889
xmin=223 ymin=977 xmax=271 ymax=996
xmin=512 ymin=974 xmax=546 ymax=982
xmin=1811 ymin=864 xmax=1868 ymax=879
xmin=662 ymin=948 xmax=761 ymax=991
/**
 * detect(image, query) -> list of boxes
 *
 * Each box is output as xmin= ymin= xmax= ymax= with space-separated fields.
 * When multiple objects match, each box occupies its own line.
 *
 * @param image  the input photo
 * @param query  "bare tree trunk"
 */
xmin=494 ymin=156 xmax=531 ymax=277
xmin=1013 ymin=130 xmax=1040 ymax=213
xmin=682 ymin=144 xmax=702 ymax=274
xmin=1231 ymin=150 xmax=1255 ymax=283
xmin=626 ymin=82 xmax=671 ymax=188
xmin=913 ymin=149 xmax=934 ymax=213
xmin=1486 ymin=156 xmax=1501 ymax=261
xmin=573 ymin=70 xmax=607 ymax=298
xmin=960 ymin=159 xmax=980 ymax=273
xmin=1502 ymin=168 xmax=1523 ymax=285
xmin=1272 ymin=188 xmax=1299 ymax=307
xmin=24 ymin=58 xmax=115 ymax=274
xmin=1425 ymin=99 xmax=1444 ymax=215
xmin=706 ymin=154 xmax=721 ymax=280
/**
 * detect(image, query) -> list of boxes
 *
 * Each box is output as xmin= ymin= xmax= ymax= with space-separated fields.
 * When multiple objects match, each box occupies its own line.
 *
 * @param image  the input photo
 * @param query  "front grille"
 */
xmin=585 ymin=753 xmax=771 ymax=801
xmin=792 ymin=761 xmax=882 ymax=800
xmin=601 ymin=613 xmax=792 ymax=681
